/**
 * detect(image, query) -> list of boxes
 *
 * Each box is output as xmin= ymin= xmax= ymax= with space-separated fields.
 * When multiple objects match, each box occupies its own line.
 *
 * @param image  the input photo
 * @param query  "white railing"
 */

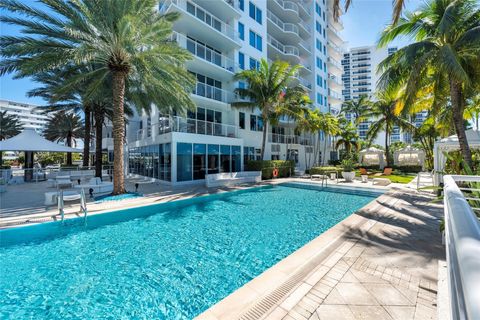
xmin=443 ymin=175 xmax=480 ymax=320
xmin=327 ymin=41 xmax=343 ymax=55
xmin=327 ymin=57 xmax=342 ymax=70
xmin=293 ymin=76 xmax=312 ymax=90
xmin=328 ymin=89 xmax=343 ymax=100
xmin=160 ymin=0 xmax=238 ymax=42
xmin=299 ymin=19 xmax=311 ymax=33
xmin=171 ymin=32 xmax=239 ymax=73
xmin=273 ymin=0 xmax=299 ymax=13
xmin=268 ymin=35 xmax=299 ymax=57
xmin=268 ymin=133 xmax=313 ymax=145
xmin=299 ymin=39 xmax=311 ymax=52
xmin=135 ymin=116 xmax=238 ymax=141
xmin=328 ymin=73 xmax=342 ymax=86
xmin=192 ymin=82 xmax=230 ymax=103
xmin=267 ymin=11 xmax=299 ymax=36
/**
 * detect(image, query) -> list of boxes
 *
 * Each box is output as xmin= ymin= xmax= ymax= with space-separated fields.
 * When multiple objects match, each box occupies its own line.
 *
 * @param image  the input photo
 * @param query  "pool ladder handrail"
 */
xmin=57 ymin=189 xmax=88 ymax=225
xmin=321 ymin=174 xmax=328 ymax=187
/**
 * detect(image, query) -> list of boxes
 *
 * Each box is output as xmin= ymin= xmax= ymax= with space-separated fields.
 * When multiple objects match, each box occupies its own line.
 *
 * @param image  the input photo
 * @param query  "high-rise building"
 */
xmin=115 ymin=0 xmax=344 ymax=185
xmin=0 ymin=99 xmax=49 ymax=133
xmin=342 ymin=45 xmax=425 ymax=145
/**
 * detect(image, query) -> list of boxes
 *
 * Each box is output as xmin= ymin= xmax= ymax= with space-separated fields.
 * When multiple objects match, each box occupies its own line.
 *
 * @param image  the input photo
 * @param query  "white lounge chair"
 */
xmin=74 ymin=177 xmax=113 ymax=195
xmin=56 ymin=175 xmax=73 ymax=188
xmin=205 ymin=171 xmax=261 ymax=187
xmin=372 ymin=178 xmax=391 ymax=186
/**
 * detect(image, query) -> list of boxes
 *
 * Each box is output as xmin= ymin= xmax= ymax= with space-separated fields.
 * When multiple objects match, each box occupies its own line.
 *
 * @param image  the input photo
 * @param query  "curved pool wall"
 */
xmin=0 ymin=183 xmax=383 ymax=319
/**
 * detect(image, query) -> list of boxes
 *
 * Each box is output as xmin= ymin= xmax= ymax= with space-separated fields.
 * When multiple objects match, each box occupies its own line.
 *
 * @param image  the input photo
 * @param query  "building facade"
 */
xmin=0 ymin=99 xmax=49 ymax=133
xmin=341 ymin=45 xmax=425 ymax=145
xmin=114 ymin=0 xmax=344 ymax=185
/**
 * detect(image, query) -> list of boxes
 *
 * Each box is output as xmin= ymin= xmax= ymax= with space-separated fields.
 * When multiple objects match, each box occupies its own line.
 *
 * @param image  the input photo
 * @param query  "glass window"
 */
xmin=249 ymin=2 xmax=255 ymax=19
xmin=256 ymin=34 xmax=262 ymax=51
xmin=255 ymin=7 xmax=262 ymax=24
xmin=239 ymin=0 xmax=244 ymax=10
xmin=250 ymin=114 xmax=257 ymax=131
xmin=187 ymin=2 xmax=195 ymax=15
xmin=193 ymin=144 xmax=206 ymax=180
xmin=249 ymin=30 xmax=255 ymax=47
xmin=239 ymin=112 xmax=245 ymax=129
xmin=207 ymin=144 xmax=219 ymax=174
xmin=238 ymin=52 xmax=245 ymax=70
xmin=164 ymin=143 xmax=171 ymax=181
xmin=238 ymin=22 xmax=244 ymax=40
xmin=177 ymin=143 xmax=192 ymax=182
xmin=249 ymin=57 xmax=259 ymax=70
xmin=257 ymin=117 xmax=264 ymax=131
xmin=232 ymin=146 xmax=241 ymax=172
xmin=220 ymin=145 xmax=231 ymax=173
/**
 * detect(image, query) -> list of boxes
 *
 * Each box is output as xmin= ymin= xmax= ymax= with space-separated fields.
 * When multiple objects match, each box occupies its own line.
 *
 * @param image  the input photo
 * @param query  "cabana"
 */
xmin=394 ymin=145 xmax=425 ymax=168
xmin=433 ymin=129 xmax=480 ymax=185
xmin=359 ymin=147 xmax=386 ymax=169
xmin=0 ymin=128 xmax=82 ymax=182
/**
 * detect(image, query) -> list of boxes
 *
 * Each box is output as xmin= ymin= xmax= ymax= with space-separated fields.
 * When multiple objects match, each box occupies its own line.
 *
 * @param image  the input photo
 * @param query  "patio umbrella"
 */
xmin=0 ymin=128 xmax=82 ymax=181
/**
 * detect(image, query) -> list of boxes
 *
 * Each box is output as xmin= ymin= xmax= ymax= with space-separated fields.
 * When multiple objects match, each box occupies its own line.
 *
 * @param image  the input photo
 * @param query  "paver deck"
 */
xmin=198 ymin=186 xmax=444 ymax=320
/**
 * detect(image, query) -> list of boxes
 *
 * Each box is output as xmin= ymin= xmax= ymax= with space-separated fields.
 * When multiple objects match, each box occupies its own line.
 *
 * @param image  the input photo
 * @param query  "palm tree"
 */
xmin=335 ymin=120 xmax=361 ymax=155
xmin=44 ymin=111 xmax=84 ymax=166
xmin=0 ymin=111 xmax=23 ymax=165
xmin=333 ymin=0 xmax=406 ymax=23
xmin=377 ymin=0 xmax=480 ymax=167
xmin=232 ymin=59 xmax=304 ymax=160
xmin=340 ymin=95 xmax=371 ymax=124
xmin=364 ymin=88 xmax=415 ymax=167
xmin=0 ymin=0 xmax=195 ymax=194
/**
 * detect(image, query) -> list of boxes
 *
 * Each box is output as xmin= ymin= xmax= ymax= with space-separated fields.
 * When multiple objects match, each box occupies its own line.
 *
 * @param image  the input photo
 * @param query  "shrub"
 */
xmin=245 ymin=160 xmax=295 ymax=179
xmin=328 ymin=159 xmax=341 ymax=166
xmin=393 ymin=165 xmax=423 ymax=173
xmin=341 ymin=158 xmax=355 ymax=172
xmin=357 ymin=164 xmax=381 ymax=170
xmin=308 ymin=166 xmax=341 ymax=175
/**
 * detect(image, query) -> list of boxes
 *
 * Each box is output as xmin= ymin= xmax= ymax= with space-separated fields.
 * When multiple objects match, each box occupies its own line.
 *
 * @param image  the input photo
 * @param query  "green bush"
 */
xmin=245 ymin=160 xmax=295 ymax=179
xmin=308 ymin=166 xmax=341 ymax=175
xmin=393 ymin=165 xmax=423 ymax=173
xmin=357 ymin=164 xmax=381 ymax=170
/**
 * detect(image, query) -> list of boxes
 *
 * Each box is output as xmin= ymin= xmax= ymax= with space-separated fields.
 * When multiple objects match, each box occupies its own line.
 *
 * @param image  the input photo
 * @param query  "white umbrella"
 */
xmin=0 ymin=128 xmax=82 ymax=152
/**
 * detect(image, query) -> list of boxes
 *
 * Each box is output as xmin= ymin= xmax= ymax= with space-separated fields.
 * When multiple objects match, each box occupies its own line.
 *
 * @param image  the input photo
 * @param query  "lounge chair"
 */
xmin=74 ymin=177 xmax=113 ymax=195
xmin=372 ymin=178 xmax=391 ymax=186
xmin=373 ymin=167 xmax=393 ymax=176
xmin=359 ymin=168 xmax=372 ymax=175
xmin=56 ymin=175 xmax=73 ymax=188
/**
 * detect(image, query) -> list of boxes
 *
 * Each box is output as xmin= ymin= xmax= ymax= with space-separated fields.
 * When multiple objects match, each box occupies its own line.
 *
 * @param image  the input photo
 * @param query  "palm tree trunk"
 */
xmin=449 ymin=80 xmax=473 ymax=168
xmin=261 ymin=119 xmax=268 ymax=160
xmin=385 ymin=126 xmax=390 ymax=167
xmin=94 ymin=106 xmax=104 ymax=178
xmin=112 ymin=71 xmax=126 ymax=194
xmin=83 ymin=104 xmax=91 ymax=168
xmin=322 ymin=134 xmax=327 ymax=166
xmin=66 ymin=133 xmax=73 ymax=166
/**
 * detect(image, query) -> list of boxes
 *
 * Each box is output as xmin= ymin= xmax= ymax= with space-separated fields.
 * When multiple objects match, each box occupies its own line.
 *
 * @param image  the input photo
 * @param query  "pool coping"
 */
xmin=195 ymin=186 xmax=387 ymax=320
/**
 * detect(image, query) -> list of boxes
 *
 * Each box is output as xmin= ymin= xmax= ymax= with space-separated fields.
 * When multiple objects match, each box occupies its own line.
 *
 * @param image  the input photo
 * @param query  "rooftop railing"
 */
xmin=135 ymin=116 xmax=238 ymax=141
xmin=443 ymin=175 xmax=480 ymax=320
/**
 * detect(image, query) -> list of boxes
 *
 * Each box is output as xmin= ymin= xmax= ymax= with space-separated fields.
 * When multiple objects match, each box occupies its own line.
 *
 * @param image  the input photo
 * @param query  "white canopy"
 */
xmin=0 ymin=128 xmax=82 ymax=153
xmin=394 ymin=145 xmax=425 ymax=168
xmin=433 ymin=129 xmax=480 ymax=184
xmin=359 ymin=147 xmax=386 ymax=169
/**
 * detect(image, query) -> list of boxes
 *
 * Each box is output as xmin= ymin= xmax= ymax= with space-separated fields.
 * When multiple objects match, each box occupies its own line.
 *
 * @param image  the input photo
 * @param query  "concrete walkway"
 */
xmin=199 ymin=187 xmax=444 ymax=320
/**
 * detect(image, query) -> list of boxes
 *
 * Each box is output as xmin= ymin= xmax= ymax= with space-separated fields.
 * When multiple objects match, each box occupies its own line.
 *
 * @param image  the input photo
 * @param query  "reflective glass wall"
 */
xmin=129 ymin=143 xmax=171 ymax=181
xmin=177 ymin=143 xmax=241 ymax=182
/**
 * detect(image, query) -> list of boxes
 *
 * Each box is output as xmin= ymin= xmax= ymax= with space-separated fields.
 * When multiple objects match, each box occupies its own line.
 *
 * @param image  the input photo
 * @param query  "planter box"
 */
xmin=342 ymin=171 xmax=355 ymax=182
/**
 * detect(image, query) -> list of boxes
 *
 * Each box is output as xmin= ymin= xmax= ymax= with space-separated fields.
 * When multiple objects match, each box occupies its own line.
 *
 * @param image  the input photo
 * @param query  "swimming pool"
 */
xmin=0 ymin=183 xmax=381 ymax=319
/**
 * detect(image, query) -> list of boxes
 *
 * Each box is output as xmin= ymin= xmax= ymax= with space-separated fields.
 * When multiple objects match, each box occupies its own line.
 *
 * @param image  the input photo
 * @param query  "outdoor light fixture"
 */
xmin=135 ymin=183 xmax=139 ymax=193
xmin=89 ymin=188 xmax=94 ymax=198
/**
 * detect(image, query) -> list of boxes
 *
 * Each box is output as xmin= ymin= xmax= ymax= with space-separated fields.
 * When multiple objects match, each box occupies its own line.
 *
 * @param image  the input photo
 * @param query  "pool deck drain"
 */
xmin=196 ymin=186 xmax=444 ymax=320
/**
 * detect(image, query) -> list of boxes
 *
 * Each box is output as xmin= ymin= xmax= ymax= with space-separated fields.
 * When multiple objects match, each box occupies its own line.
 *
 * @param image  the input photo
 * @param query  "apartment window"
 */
xmin=317 ymin=93 xmax=322 ymax=104
xmin=324 ymin=96 xmax=327 ymax=106
xmin=249 ymin=57 xmax=260 ymax=70
xmin=238 ymin=52 xmax=245 ymax=70
xmin=324 ymin=79 xmax=327 ymax=88
xmin=316 ymin=57 xmax=322 ymax=69
xmin=316 ymin=21 xmax=321 ymax=33
xmin=249 ymin=2 xmax=262 ymax=24
xmin=239 ymin=112 xmax=245 ymax=129
xmin=323 ymin=11 xmax=325 ymax=21
xmin=238 ymin=22 xmax=244 ymax=40
xmin=317 ymin=75 xmax=322 ymax=87
xmin=238 ymin=81 xmax=246 ymax=89
xmin=249 ymin=30 xmax=262 ymax=51
xmin=239 ymin=0 xmax=244 ymax=11
xmin=323 ymin=45 xmax=326 ymax=55
xmin=316 ymin=39 xmax=321 ymax=51
xmin=250 ymin=115 xmax=263 ymax=131
xmin=324 ymin=62 xmax=327 ymax=72
xmin=315 ymin=3 xmax=321 ymax=15
xmin=323 ymin=28 xmax=326 ymax=38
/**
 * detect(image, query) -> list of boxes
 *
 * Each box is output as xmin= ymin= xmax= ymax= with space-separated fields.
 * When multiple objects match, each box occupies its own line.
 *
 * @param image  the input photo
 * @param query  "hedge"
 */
xmin=308 ymin=166 xmax=342 ymax=175
xmin=245 ymin=160 xmax=295 ymax=179
xmin=393 ymin=165 xmax=423 ymax=173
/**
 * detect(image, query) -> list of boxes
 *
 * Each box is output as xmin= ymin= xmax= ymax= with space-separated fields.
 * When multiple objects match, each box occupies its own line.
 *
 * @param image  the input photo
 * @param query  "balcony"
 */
xmin=194 ymin=0 xmax=242 ymax=19
xmin=268 ymin=133 xmax=313 ymax=146
xmin=159 ymin=0 xmax=239 ymax=50
xmin=328 ymin=89 xmax=343 ymax=102
xmin=135 ymin=116 xmax=239 ymax=141
xmin=292 ymin=75 xmax=312 ymax=91
xmin=327 ymin=73 xmax=342 ymax=89
xmin=267 ymin=10 xmax=301 ymax=43
xmin=172 ymin=32 xmax=239 ymax=80
xmin=327 ymin=41 xmax=343 ymax=59
xmin=192 ymin=82 xmax=231 ymax=104
xmin=327 ymin=57 xmax=343 ymax=73
xmin=267 ymin=35 xmax=300 ymax=64
xmin=269 ymin=0 xmax=301 ymax=23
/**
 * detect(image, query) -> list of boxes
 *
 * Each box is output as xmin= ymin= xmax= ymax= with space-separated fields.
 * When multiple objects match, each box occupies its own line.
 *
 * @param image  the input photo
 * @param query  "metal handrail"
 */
xmin=80 ymin=188 xmax=88 ymax=225
xmin=58 ymin=190 xmax=64 ymax=223
xmin=443 ymin=175 xmax=480 ymax=320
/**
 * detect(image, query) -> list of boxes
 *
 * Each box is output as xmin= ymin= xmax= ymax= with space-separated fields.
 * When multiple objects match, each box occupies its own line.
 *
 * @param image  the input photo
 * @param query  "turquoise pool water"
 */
xmin=0 ymin=183 xmax=380 ymax=319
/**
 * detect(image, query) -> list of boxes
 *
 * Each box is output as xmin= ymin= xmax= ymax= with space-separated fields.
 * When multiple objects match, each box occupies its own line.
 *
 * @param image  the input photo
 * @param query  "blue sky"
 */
xmin=0 ymin=0 xmax=423 ymax=105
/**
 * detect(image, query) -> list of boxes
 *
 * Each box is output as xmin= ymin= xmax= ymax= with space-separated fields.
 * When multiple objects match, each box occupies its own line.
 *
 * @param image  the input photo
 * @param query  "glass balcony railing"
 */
xmin=172 ymin=32 xmax=239 ymax=73
xmin=267 ymin=11 xmax=299 ymax=36
xmin=327 ymin=57 xmax=342 ymax=70
xmin=268 ymin=133 xmax=313 ymax=146
xmin=135 ymin=116 xmax=238 ymax=141
xmin=268 ymin=35 xmax=299 ymax=57
xmin=192 ymin=82 xmax=230 ymax=103
xmin=160 ymin=0 xmax=238 ymax=43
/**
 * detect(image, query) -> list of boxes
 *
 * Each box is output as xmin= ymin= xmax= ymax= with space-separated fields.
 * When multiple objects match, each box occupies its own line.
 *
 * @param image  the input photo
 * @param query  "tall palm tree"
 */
xmin=0 ymin=111 xmax=23 ymax=165
xmin=232 ymin=59 xmax=304 ymax=160
xmin=44 ymin=111 xmax=84 ymax=166
xmin=377 ymin=0 xmax=480 ymax=167
xmin=333 ymin=0 xmax=406 ymax=23
xmin=0 ymin=0 xmax=195 ymax=194
xmin=335 ymin=120 xmax=360 ymax=154
xmin=340 ymin=95 xmax=371 ymax=124
xmin=364 ymin=88 xmax=415 ymax=167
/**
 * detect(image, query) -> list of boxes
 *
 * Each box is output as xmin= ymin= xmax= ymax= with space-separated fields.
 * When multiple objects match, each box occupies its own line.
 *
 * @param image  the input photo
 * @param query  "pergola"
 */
xmin=433 ymin=129 xmax=480 ymax=185
xmin=359 ymin=147 xmax=386 ymax=169
xmin=0 ymin=128 xmax=82 ymax=181
xmin=394 ymin=145 xmax=425 ymax=168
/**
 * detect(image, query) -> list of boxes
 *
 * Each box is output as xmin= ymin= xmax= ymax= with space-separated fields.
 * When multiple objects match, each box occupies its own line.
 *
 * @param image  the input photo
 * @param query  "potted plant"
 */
xmin=341 ymin=158 xmax=356 ymax=182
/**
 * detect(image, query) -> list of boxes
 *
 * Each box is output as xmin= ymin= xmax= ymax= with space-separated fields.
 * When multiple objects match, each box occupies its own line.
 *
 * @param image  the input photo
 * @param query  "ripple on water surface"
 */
xmin=0 ymin=185 xmax=376 ymax=319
